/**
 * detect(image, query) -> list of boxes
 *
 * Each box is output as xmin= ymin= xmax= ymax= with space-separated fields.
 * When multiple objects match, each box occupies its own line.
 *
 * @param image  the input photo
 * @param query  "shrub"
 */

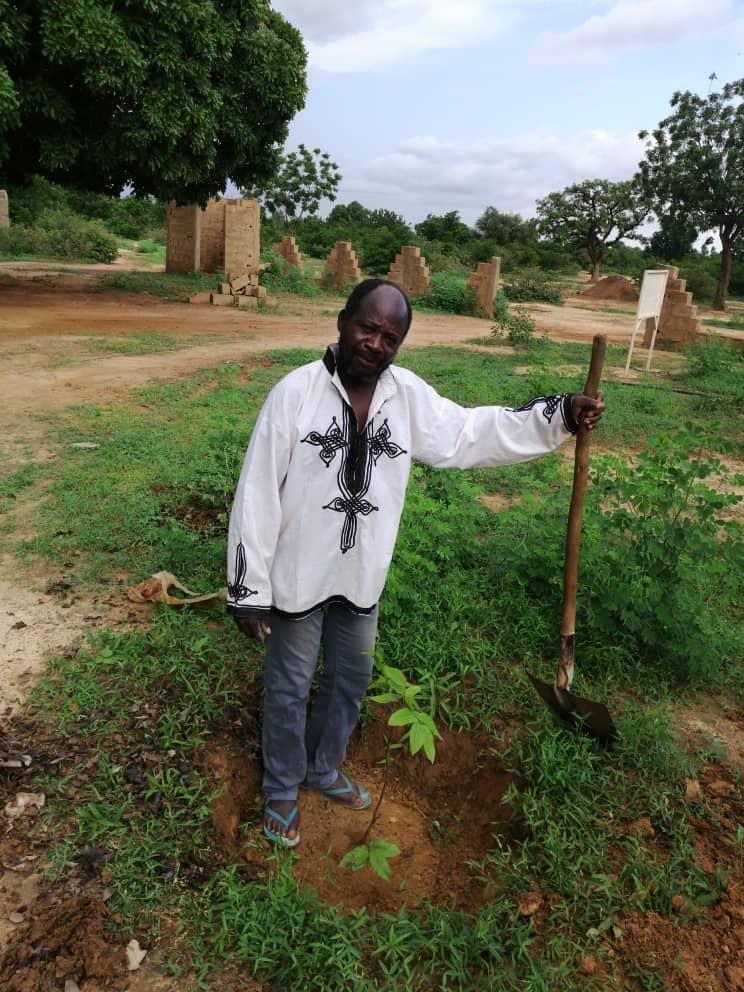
xmin=503 ymin=268 xmax=563 ymax=305
xmin=0 ymin=210 xmax=118 ymax=263
xmin=261 ymin=250 xmax=321 ymax=297
xmin=679 ymin=266 xmax=717 ymax=306
xmin=491 ymin=290 xmax=540 ymax=346
xmin=424 ymin=272 xmax=478 ymax=314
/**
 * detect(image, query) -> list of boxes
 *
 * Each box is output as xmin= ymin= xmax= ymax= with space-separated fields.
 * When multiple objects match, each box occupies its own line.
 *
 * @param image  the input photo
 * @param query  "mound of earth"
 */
xmin=581 ymin=274 xmax=639 ymax=302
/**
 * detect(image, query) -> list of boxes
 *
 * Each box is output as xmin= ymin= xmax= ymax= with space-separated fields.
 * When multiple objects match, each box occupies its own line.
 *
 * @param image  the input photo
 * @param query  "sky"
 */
xmin=267 ymin=0 xmax=744 ymax=227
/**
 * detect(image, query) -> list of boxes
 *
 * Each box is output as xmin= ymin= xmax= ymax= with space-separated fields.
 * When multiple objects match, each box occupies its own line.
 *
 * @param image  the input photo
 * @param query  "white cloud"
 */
xmin=339 ymin=129 xmax=645 ymax=222
xmin=273 ymin=0 xmax=504 ymax=72
xmin=532 ymin=0 xmax=734 ymax=65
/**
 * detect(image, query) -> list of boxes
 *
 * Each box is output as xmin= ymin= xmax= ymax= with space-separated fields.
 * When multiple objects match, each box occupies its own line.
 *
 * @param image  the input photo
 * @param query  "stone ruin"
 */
xmin=465 ymin=256 xmax=501 ymax=314
xmin=643 ymin=265 xmax=702 ymax=350
xmin=0 ymin=190 xmax=9 ymax=229
xmin=277 ymin=234 xmax=303 ymax=271
xmin=323 ymin=241 xmax=361 ymax=291
xmin=166 ymin=197 xmax=260 ymax=281
xmin=387 ymin=245 xmax=430 ymax=297
xmin=166 ymin=197 xmax=272 ymax=308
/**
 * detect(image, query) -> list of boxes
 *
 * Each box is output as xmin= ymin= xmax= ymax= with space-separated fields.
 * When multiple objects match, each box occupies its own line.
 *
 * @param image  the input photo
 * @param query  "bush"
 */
xmin=0 ymin=210 xmax=118 ymax=263
xmin=679 ymin=265 xmax=717 ymax=306
xmin=490 ymin=290 xmax=540 ymax=346
xmin=504 ymin=268 xmax=563 ymax=305
xmin=260 ymin=250 xmax=321 ymax=297
xmin=423 ymin=272 xmax=478 ymax=314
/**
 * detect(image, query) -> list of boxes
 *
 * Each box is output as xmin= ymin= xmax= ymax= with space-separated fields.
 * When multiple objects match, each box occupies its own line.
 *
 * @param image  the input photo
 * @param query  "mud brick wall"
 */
xmin=323 ymin=241 xmax=361 ymax=291
xmin=277 ymin=234 xmax=303 ymax=270
xmin=223 ymin=198 xmax=260 ymax=281
xmin=387 ymin=245 xmax=431 ymax=297
xmin=199 ymin=200 xmax=226 ymax=274
xmin=165 ymin=203 xmax=200 ymax=274
xmin=643 ymin=265 xmax=702 ymax=350
xmin=0 ymin=190 xmax=9 ymax=228
xmin=465 ymin=256 xmax=501 ymax=314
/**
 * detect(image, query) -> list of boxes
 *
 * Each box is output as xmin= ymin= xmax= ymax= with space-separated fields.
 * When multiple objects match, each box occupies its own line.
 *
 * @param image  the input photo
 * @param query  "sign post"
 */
xmin=625 ymin=269 xmax=669 ymax=373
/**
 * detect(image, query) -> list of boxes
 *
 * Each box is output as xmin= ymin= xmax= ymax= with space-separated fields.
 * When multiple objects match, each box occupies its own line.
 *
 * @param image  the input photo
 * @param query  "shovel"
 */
xmin=527 ymin=333 xmax=617 ymax=742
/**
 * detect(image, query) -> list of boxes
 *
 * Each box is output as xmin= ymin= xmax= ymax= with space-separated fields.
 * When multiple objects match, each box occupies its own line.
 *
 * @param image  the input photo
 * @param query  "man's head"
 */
xmin=336 ymin=280 xmax=412 ymax=386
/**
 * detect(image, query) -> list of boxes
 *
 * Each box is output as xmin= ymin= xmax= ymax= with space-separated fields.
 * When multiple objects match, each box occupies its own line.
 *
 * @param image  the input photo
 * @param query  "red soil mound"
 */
xmin=581 ymin=274 xmax=639 ymax=302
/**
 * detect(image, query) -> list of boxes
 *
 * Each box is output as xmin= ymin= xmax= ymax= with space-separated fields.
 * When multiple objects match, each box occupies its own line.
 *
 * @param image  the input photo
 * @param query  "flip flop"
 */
xmin=263 ymin=803 xmax=300 ymax=848
xmin=322 ymin=772 xmax=371 ymax=810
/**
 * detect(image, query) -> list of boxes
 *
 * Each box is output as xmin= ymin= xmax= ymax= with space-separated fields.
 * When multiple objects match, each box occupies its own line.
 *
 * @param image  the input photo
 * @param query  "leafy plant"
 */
xmin=339 ymin=665 xmax=441 ymax=882
xmin=491 ymin=291 xmax=539 ymax=347
xmin=503 ymin=268 xmax=563 ymax=305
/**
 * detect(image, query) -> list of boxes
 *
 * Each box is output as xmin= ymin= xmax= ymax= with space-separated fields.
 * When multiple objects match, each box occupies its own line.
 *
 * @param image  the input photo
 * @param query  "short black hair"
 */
xmin=342 ymin=279 xmax=412 ymax=334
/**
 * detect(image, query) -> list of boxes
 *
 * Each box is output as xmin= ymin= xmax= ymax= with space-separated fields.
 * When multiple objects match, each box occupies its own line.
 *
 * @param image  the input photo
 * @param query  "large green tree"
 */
xmin=638 ymin=79 xmax=744 ymax=310
xmin=475 ymin=207 xmax=537 ymax=246
xmin=0 ymin=0 xmax=307 ymax=202
xmin=536 ymin=179 xmax=649 ymax=282
xmin=244 ymin=144 xmax=341 ymax=228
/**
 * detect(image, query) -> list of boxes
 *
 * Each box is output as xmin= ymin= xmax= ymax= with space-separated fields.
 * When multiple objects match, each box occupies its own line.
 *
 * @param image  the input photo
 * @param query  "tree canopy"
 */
xmin=638 ymin=79 xmax=744 ymax=310
xmin=245 ymin=144 xmax=341 ymax=227
xmin=536 ymin=179 xmax=649 ymax=281
xmin=0 ymin=0 xmax=307 ymax=202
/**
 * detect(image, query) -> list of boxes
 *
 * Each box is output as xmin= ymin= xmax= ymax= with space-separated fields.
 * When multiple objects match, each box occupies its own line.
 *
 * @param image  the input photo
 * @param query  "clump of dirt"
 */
xmin=0 ymin=893 xmax=129 ymax=992
xmin=616 ymin=881 xmax=744 ymax=992
xmin=203 ymin=717 xmax=520 ymax=916
xmin=580 ymin=275 xmax=639 ymax=302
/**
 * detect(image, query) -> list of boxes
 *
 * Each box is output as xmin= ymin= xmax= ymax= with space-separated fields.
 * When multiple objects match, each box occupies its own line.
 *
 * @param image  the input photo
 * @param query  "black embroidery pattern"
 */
xmin=513 ymin=394 xmax=563 ymax=424
xmin=227 ymin=542 xmax=257 ymax=603
xmin=302 ymin=407 xmax=406 ymax=553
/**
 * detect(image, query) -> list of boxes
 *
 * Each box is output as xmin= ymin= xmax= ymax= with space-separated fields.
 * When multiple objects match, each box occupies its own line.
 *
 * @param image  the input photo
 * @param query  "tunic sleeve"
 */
xmin=404 ymin=374 xmax=578 ymax=469
xmin=226 ymin=392 xmax=292 ymax=616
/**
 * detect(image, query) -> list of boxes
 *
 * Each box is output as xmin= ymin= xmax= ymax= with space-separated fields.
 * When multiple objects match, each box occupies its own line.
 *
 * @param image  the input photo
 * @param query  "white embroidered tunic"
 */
xmin=227 ymin=346 xmax=578 ymax=619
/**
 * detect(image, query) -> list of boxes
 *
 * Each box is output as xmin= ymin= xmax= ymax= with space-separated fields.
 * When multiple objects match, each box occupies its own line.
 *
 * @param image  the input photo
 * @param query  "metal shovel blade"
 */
xmin=526 ymin=673 xmax=617 ymax=742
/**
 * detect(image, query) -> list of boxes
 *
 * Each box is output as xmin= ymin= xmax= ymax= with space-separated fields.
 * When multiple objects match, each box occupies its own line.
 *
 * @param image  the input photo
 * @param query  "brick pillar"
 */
xmin=465 ymin=256 xmax=501 ymax=314
xmin=642 ymin=265 xmax=702 ymax=350
xmin=224 ymin=199 xmax=260 ymax=281
xmin=387 ymin=245 xmax=431 ymax=297
xmin=165 ymin=202 xmax=200 ymax=274
xmin=323 ymin=242 xmax=361 ymax=291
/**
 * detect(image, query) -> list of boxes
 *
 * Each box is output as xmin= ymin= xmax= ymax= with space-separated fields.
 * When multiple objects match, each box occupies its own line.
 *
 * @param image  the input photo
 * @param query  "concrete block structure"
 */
xmin=166 ymin=198 xmax=260 ymax=281
xmin=0 ymin=190 xmax=9 ymax=229
xmin=465 ymin=256 xmax=501 ymax=314
xmin=323 ymin=241 xmax=361 ymax=291
xmin=642 ymin=265 xmax=702 ymax=351
xmin=387 ymin=245 xmax=431 ymax=297
xmin=277 ymin=235 xmax=303 ymax=271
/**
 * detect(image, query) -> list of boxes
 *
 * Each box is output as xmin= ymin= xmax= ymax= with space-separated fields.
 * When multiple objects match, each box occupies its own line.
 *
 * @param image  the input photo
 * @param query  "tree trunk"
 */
xmin=713 ymin=234 xmax=733 ymax=311
xmin=590 ymin=259 xmax=601 ymax=282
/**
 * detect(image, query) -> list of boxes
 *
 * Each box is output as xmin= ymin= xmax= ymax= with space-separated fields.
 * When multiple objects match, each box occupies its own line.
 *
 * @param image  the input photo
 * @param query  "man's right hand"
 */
xmin=234 ymin=616 xmax=272 ymax=641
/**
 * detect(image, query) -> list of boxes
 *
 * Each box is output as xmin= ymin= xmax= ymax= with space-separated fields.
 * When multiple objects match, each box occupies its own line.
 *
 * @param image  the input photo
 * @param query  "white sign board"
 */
xmin=625 ymin=268 xmax=669 ymax=372
xmin=636 ymin=269 xmax=669 ymax=320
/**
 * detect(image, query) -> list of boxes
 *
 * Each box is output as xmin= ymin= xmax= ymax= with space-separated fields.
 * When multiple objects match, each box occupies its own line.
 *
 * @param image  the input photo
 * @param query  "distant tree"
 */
xmin=536 ymin=179 xmax=650 ymax=281
xmin=638 ymin=79 xmax=744 ymax=310
xmin=475 ymin=208 xmax=538 ymax=246
xmin=647 ymin=215 xmax=698 ymax=261
xmin=246 ymin=144 xmax=342 ymax=229
xmin=415 ymin=211 xmax=473 ymax=247
xmin=0 ymin=0 xmax=307 ymax=202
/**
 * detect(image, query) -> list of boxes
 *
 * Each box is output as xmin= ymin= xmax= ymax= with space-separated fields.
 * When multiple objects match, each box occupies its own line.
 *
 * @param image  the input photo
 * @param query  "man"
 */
xmin=227 ymin=278 xmax=604 ymax=846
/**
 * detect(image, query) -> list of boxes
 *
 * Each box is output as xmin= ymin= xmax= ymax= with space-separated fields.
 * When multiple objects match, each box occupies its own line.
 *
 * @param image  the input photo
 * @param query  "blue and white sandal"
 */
xmin=263 ymin=803 xmax=300 ymax=847
xmin=322 ymin=773 xmax=371 ymax=810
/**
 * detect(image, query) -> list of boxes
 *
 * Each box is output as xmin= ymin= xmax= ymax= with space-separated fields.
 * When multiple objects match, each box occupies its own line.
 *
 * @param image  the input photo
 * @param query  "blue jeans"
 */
xmin=262 ymin=603 xmax=379 ymax=801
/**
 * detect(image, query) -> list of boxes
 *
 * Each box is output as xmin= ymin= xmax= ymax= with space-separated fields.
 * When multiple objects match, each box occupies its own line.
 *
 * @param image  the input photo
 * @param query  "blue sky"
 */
xmin=269 ymin=0 xmax=744 ymax=226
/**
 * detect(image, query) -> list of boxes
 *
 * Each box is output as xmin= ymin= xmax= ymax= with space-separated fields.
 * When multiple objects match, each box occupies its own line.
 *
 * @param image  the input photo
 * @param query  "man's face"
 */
xmin=337 ymin=285 xmax=408 ymax=386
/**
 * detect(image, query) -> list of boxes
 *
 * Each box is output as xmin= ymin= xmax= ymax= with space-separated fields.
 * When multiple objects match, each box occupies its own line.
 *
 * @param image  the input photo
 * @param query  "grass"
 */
xmin=95 ymin=270 xmax=218 ymax=301
xmin=5 ymin=343 xmax=744 ymax=990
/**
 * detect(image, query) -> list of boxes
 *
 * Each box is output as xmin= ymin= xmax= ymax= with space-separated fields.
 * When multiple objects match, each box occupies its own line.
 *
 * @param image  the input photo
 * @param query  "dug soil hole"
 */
xmin=203 ymin=719 xmax=519 ymax=915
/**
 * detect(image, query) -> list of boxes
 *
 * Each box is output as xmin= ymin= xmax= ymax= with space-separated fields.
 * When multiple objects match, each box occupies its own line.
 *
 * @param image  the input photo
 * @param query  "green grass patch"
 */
xmin=95 ymin=270 xmax=217 ymax=301
xmin=6 ymin=342 xmax=744 ymax=990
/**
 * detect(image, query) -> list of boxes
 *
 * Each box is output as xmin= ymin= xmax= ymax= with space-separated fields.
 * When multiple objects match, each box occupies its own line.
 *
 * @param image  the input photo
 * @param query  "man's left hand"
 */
xmin=571 ymin=391 xmax=605 ymax=431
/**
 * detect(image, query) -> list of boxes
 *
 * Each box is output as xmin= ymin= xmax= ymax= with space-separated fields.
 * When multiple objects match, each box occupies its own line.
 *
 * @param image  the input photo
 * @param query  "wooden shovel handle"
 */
xmin=559 ymin=334 xmax=606 ymax=649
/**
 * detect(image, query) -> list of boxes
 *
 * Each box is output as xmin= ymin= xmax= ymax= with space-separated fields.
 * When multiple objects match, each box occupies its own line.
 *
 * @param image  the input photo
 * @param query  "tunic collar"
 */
xmin=323 ymin=344 xmax=397 ymax=421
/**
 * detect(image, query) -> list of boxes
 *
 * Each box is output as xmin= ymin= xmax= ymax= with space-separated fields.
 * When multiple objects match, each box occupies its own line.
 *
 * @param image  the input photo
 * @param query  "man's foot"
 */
xmin=263 ymin=799 xmax=300 ymax=847
xmin=322 ymin=772 xmax=371 ymax=810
